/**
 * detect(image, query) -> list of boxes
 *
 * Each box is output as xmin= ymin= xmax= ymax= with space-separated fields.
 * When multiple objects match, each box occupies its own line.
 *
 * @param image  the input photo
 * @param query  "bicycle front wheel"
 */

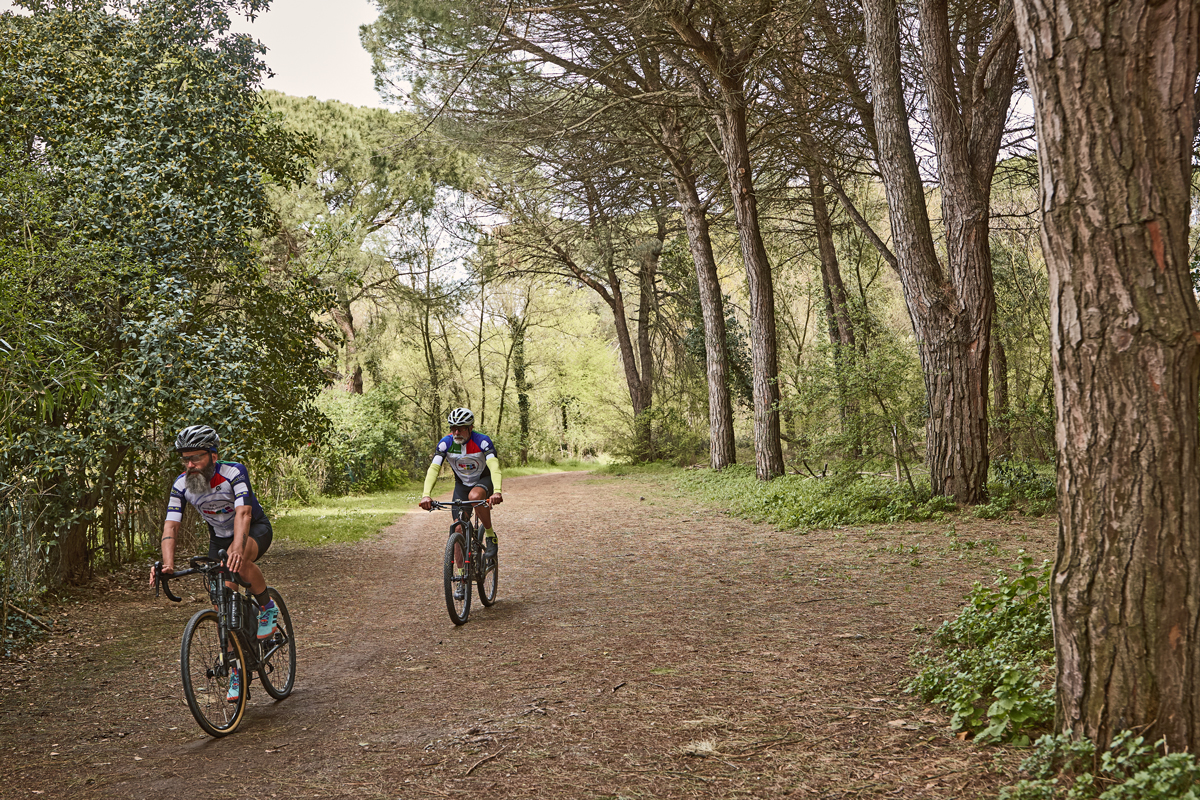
xmin=181 ymin=609 xmax=246 ymax=737
xmin=444 ymin=530 xmax=471 ymax=625
xmin=258 ymin=588 xmax=296 ymax=700
xmin=477 ymin=528 xmax=498 ymax=607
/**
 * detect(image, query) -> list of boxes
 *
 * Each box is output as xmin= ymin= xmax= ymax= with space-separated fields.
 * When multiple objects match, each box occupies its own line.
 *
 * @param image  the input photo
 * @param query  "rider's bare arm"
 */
xmin=226 ymin=505 xmax=252 ymax=575
xmin=149 ymin=519 xmax=180 ymax=588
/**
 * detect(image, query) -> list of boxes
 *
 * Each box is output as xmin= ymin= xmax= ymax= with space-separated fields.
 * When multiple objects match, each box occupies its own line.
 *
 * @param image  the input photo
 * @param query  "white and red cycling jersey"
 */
xmin=431 ymin=431 xmax=498 ymax=487
xmin=165 ymin=461 xmax=269 ymax=539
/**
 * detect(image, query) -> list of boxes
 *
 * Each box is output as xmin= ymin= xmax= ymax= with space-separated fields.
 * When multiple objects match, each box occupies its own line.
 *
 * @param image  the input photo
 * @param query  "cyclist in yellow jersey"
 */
xmin=418 ymin=408 xmax=503 ymax=560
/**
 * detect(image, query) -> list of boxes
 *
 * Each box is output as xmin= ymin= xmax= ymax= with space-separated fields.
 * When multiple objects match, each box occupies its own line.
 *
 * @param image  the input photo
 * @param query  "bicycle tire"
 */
xmin=258 ymin=588 xmax=296 ymax=700
xmin=181 ymin=609 xmax=247 ymax=737
xmin=476 ymin=523 xmax=498 ymax=607
xmin=444 ymin=529 xmax=471 ymax=625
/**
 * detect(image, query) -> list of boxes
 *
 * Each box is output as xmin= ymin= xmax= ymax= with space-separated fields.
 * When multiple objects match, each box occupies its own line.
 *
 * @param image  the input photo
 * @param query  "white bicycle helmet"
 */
xmin=447 ymin=407 xmax=474 ymax=426
xmin=174 ymin=424 xmax=220 ymax=452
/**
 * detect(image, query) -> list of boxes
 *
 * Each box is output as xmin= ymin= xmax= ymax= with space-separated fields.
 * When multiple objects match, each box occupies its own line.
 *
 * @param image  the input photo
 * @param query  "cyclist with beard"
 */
xmin=418 ymin=408 xmax=503 ymax=562
xmin=149 ymin=425 xmax=276 ymax=701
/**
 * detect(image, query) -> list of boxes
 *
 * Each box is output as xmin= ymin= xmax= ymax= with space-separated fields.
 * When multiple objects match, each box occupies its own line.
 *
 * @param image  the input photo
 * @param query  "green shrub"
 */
xmin=316 ymin=386 xmax=426 ymax=495
xmin=685 ymin=464 xmax=956 ymax=529
xmin=974 ymin=494 xmax=1014 ymax=519
xmin=610 ymin=407 xmax=709 ymax=467
xmin=908 ymin=554 xmax=1054 ymax=744
xmin=1002 ymin=730 xmax=1200 ymax=800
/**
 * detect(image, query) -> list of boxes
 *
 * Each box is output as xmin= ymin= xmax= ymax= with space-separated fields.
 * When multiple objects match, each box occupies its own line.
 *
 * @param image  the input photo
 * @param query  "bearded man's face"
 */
xmin=181 ymin=450 xmax=216 ymax=494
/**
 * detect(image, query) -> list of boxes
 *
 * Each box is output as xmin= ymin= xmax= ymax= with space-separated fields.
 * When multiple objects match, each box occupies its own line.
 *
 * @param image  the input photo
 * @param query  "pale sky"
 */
xmin=0 ymin=0 xmax=387 ymax=109
xmin=231 ymin=0 xmax=385 ymax=108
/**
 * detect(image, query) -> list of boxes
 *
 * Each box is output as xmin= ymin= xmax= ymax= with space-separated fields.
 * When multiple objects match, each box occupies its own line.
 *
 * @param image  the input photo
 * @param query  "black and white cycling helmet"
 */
xmin=447 ymin=407 xmax=474 ymax=426
xmin=174 ymin=424 xmax=220 ymax=453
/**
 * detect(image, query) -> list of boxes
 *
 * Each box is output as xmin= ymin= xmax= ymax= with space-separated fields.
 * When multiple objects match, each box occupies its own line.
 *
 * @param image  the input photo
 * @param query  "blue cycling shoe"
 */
xmin=257 ymin=600 xmax=278 ymax=639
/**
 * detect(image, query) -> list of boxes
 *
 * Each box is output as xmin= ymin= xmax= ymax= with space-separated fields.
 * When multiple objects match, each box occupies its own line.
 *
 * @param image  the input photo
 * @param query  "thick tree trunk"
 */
xmin=716 ymin=100 xmax=785 ymax=480
xmin=1014 ymin=0 xmax=1200 ymax=749
xmin=863 ymin=0 xmax=1015 ymax=502
xmin=331 ymin=298 xmax=363 ymax=395
xmin=661 ymin=118 xmax=736 ymax=469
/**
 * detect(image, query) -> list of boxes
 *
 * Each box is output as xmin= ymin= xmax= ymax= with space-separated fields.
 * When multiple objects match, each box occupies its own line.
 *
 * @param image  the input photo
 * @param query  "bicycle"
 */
xmin=428 ymin=499 xmax=498 ymax=625
xmin=153 ymin=552 xmax=296 ymax=737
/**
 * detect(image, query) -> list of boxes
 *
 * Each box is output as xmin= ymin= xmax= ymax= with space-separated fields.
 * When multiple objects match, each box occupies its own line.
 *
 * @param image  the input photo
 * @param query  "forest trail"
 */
xmin=0 ymin=471 xmax=1054 ymax=799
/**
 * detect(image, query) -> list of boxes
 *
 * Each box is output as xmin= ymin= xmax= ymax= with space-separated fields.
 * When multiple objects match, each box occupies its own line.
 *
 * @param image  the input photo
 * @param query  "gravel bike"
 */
xmin=153 ymin=552 xmax=296 ymax=736
xmin=428 ymin=499 xmax=498 ymax=625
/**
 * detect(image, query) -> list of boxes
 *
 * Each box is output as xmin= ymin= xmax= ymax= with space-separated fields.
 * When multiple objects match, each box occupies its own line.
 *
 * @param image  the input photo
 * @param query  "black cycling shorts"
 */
xmin=207 ymin=519 xmax=273 ymax=562
xmin=453 ymin=477 xmax=493 ymax=522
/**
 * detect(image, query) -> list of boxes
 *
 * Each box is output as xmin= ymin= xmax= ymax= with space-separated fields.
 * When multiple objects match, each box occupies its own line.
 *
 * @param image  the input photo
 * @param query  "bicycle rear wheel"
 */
xmin=476 ymin=525 xmax=498 ymax=607
xmin=444 ymin=529 xmax=471 ymax=625
xmin=258 ymin=588 xmax=296 ymax=700
xmin=180 ymin=609 xmax=246 ymax=737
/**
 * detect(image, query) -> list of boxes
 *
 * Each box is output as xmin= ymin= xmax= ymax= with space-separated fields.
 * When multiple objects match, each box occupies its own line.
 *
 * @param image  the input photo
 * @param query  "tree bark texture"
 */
xmin=1014 ymin=0 xmax=1200 ymax=749
xmin=663 ymin=2 xmax=785 ymax=480
xmin=863 ymin=0 xmax=1017 ymax=502
xmin=718 ymin=100 xmax=785 ymax=480
xmin=809 ymin=170 xmax=857 ymax=354
xmin=661 ymin=117 xmax=736 ymax=470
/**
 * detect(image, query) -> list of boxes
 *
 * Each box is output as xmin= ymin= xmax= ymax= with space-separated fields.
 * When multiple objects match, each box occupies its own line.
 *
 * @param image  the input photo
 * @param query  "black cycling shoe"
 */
xmin=484 ymin=537 xmax=498 ymax=563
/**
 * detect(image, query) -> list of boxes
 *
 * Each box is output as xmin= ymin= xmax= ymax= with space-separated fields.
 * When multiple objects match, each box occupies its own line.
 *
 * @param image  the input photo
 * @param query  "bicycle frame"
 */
xmin=154 ymin=552 xmax=296 ymax=736
xmin=155 ymin=556 xmax=282 ymax=677
xmin=157 ymin=561 xmax=258 ymax=671
xmin=428 ymin=499 xmax=494 ymax=624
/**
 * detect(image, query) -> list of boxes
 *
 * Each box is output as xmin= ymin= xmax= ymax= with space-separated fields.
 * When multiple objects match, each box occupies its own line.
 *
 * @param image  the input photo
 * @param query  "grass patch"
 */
xmin=682 ymin=464 xmax=957 ymax=529
xmin=273 ymin=487 xmax=422 ymax=546
xmin=504 ymin=457 xmax=599 ymax=478
xmin=592 ymin=461 xmax=679 ymax=477
xmin=273 ymin=461 xmax=597 ymax=546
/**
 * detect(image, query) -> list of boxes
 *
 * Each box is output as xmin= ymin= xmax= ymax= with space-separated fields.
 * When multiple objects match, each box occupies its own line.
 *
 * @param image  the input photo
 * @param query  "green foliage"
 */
xmin=1 ymin=0 xmax=307 ymax=268
xmin=610 ymin=407 xmax=709 ymax=467
xmin=684 ymin=465 xmax=956 ymax=529
xmin=908 ymin=555 xmax=1054 ymax=744
xmin=977 ymin=459 xmax=1057 ymax=518
xmin=990 ymin=209 xmax=1055 ymax=461
xmin=315 ymin=385 xmax=427 ymax=495
xmin=1 ymin=600 xmax=52 ymax=656
xmin=992 ymin=458 xmax=1057 ymax=502
xmin=784 ymin=307 xmax=925 ymax=478
xmin=1002 ymin=730 xmax=1200 ymax=800
xmin=0 ymin=0 xmax=329 ymax=588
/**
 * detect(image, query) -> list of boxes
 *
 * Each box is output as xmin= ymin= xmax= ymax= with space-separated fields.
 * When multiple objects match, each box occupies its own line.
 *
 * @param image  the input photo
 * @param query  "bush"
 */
xmin=685 ymin=464 xmax=956 ymax=529
xmin=908 ymin=554 xmax=1054 ymax=744
xmin=1002 ymin=730 xmax=1200 ymax=800
xmin=316 ymin=386 xmax=426 ymax=495
xmin=610 ymin=407 xmax=709 ymax=467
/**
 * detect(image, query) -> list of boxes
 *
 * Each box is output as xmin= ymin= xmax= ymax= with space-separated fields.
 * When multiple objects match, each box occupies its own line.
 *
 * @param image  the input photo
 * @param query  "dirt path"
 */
xmin=0 ymin=471 xmax=1055 ymax=799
